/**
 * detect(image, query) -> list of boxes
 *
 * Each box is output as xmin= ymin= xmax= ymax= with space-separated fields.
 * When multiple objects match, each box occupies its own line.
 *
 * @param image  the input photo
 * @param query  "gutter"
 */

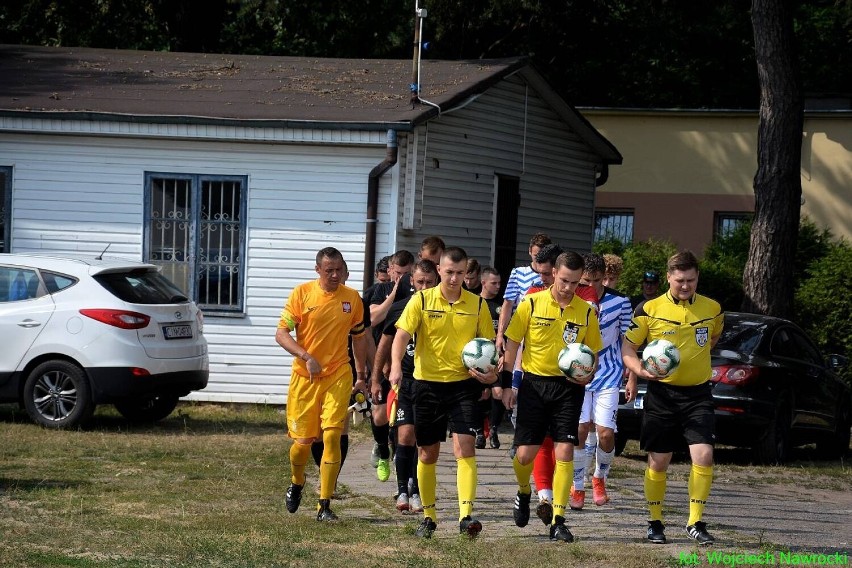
xmin=364 ymin=130 xmax=398 ymax=288
xmin=595 ymin=164 xmax=609 ymax=187
xmin=0 ymin=110 xmax=415 ymax=132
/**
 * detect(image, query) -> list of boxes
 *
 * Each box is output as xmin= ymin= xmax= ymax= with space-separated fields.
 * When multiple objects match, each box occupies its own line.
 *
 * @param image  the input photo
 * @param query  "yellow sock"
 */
xmin=418 ymin=460 xmax=438 ymax=522
xmin=289 ymin=441 xmax=312 ymax=486
xmin=644 ymin=467 xmax=667 ymax=522
xmin=456 ymin=456 xmax=477 ymax=520
xmin=512 ymin=454 xmax=534 ymax=494
xmin=687 ymin=464 xmax=713 ymax=525
xmin=552 ymin=460 xmax=573 ymax=522
xmin=319 ymin=429 xmax=342 ymax=500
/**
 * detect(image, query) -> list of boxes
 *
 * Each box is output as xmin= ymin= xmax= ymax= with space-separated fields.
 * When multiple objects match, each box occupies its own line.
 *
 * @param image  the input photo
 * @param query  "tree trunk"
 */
xmin=741 ymin=0 xmax=804 ymax=318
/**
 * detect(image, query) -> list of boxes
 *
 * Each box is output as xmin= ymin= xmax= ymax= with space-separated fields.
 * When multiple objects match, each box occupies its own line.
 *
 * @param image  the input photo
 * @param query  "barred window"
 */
xmin=714 ymin=212 xmax=751 ymax=239
xmin=1 ymin=166 xmax=11 ymax=253
xmin=144 ymin=173 xmax=247 ymax=314
xmin=594 ymin=209 xmax=634 ymax=244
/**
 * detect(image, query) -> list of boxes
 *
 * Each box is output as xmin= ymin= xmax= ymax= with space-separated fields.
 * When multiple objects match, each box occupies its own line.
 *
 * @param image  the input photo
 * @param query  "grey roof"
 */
xmin=0 ymin=44 xmax=621 ymax=163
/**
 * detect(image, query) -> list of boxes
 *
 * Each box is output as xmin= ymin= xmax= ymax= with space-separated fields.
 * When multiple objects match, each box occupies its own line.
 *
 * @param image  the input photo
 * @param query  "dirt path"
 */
xmin=337 ymin=426 xmax=851 ymax=555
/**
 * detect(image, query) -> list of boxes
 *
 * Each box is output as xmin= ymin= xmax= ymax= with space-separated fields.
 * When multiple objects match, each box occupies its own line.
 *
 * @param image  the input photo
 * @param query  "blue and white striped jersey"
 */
xmin=585 ymin=287 xmax=632 ymax=391
xmin=503 ymin=265 xmax=541 ymax=313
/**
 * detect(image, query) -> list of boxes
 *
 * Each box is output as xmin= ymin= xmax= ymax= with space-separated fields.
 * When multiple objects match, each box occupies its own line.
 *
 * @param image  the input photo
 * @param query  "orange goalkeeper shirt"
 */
xmin=278 ymin=280 xmax=366 ymax=379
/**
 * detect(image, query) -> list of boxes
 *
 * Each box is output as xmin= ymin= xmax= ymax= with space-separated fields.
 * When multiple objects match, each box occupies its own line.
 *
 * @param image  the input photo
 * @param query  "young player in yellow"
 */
xmin=622 ymin=250 xmax=724 ymax=545
xmin=389 ymin=246 xmax=497 ymax=539
xmin=276 ymin=247 xmax=368 ymax=522
xmin=501 ymin=251 xmax=603 ymax=542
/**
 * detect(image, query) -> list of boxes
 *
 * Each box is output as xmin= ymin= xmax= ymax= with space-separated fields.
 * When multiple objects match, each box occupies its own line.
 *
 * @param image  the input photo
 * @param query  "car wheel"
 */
xmin=753 ymin=399 xmax=791 ymax=465
xmin=816 ymin=401 xmax=851 ymax=459
xmin=114 ymin=393 xmax=180 ymax=423
xmin=23 ymin=360 xmax=94 ymax=429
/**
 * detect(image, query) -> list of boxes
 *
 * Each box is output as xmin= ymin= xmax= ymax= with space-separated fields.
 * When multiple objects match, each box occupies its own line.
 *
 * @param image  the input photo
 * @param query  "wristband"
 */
xmin=512 ymin=369 xmax=523 ymax=390
xmin=500 ymin=370 xmax=513 ymax=389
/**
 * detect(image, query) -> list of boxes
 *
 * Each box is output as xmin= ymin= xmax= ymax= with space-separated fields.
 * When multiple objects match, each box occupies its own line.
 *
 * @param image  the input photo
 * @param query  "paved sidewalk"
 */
xmin=335 ymin=424 xmax=851 ymax=552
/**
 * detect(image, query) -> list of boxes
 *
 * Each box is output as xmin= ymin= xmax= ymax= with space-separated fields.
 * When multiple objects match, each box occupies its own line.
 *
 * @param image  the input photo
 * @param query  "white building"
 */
xmin=0 ymin=45 xmax=621 ymax=403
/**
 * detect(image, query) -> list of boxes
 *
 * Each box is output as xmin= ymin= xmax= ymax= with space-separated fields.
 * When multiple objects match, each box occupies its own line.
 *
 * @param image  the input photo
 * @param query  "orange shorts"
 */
xmin=285 ymin=364 xmax=352 ymax=439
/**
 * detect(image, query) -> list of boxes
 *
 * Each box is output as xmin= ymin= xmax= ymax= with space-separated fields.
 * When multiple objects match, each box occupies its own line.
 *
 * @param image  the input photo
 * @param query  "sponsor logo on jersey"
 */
xmin=695 ymin=326 xmax=709 ymax=347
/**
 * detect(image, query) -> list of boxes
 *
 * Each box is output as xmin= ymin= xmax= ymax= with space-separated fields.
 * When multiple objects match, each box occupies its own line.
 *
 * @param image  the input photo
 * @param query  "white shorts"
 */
xmin=578 ymin=386 xmax=620 ymax=431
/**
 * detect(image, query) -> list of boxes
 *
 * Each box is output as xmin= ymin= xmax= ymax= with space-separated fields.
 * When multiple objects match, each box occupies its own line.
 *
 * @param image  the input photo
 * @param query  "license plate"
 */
xmin=163 ymin=324 xmax=193 ymax=339
xmin=634 ymin=395 xmax=644 ymax=410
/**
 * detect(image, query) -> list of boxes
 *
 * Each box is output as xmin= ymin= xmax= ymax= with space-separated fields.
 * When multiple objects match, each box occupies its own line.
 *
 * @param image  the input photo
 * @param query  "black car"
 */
xmin=616 ymin=312 xmax=851 ymax=464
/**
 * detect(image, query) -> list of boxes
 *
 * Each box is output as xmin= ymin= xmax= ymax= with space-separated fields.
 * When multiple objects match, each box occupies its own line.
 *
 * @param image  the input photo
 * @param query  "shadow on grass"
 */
xmin=0 ymin=476 xmax=89 ymax=493
xmin=0 ymin=402 xmax=284 ymax=437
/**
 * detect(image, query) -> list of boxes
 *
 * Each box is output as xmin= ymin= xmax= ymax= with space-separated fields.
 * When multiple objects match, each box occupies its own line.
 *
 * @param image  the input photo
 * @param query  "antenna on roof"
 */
xmin=410 ymin=1 xmax=441 ymax=114
xmin=95 ymin=243 xmax=111 ymax=260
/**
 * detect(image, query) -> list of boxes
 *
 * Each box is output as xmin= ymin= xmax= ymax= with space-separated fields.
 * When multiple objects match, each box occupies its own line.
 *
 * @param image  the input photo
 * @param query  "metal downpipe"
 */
xmin=364 ymin=129 xmax=398 ymax=289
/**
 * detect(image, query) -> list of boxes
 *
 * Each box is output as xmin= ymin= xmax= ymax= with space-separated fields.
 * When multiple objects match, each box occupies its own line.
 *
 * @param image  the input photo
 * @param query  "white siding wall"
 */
xmin=0 ymin=132 xmax=395 ymax=403
xmin=395 ymin=76 xmax=602 ymax=265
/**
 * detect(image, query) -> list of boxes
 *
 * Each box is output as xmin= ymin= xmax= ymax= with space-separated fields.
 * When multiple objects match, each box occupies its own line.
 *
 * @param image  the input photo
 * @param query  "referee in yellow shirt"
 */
xmin=501 ymin=251 xmax=603 ymax=542
xmin=622 ymin=250 xmax=724 ymax=546
xmin=389 ymin=246 xmax=497 ymax=539
xmin=276 ymin=247 xmax=368 ymax=522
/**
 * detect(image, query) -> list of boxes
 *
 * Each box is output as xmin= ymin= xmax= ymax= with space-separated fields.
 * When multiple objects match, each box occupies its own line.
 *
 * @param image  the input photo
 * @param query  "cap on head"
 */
xmin=643 ymin=270 xmax=660 ymax=283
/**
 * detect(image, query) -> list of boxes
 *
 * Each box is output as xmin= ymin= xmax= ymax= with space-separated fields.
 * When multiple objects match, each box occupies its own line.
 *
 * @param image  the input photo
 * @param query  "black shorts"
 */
xmin=393 ymin=374 xmax=417 ymax=427
xmin=413 ymin=378 xmax=481 ymax=447
xmin=514 ymin=373 xmax=585 ymax=446
xmin=640 ymin=380 xmax=715 ymax=453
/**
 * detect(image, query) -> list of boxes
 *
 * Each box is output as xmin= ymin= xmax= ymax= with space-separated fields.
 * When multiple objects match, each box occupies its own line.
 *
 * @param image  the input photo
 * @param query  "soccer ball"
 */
xmin=642 ymin=339 xmax=681 ymax=378
xmin=557 ymin=343 xmax=597 ymax=384
xmin=461 ymin=338 xmax=498 ymax=373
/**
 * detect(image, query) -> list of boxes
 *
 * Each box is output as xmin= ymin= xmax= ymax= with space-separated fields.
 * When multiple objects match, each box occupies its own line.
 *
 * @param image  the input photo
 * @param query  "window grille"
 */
xmin=594 ymin=209 xmax=634 ymax=244
xmin=145 ymin=173 xmax=246 ymax=313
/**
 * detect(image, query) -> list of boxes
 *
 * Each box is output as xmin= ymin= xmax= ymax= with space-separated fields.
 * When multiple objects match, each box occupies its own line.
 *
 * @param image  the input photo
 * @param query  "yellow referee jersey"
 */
xmin=396 ymin=286 xmax=495 ymax=383
xmin=504 ymin=288 xmax=603 ymax=377
xmin=625 ymin=290 xmax=724 ymax=386
xmin=278 ymin=280 xmax=366 ymax=379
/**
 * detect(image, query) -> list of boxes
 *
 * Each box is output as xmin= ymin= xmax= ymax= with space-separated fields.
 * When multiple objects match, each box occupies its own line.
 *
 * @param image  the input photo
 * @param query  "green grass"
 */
xmin=1 ymin=403 xmax=848 ymax=568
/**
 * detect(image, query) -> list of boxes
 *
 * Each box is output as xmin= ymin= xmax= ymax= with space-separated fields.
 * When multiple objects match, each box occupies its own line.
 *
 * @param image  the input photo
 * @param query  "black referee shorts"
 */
xmin=514 ymin=373 xmax=585 ymax=446
xmin=640 ymin=380 xmax=715 ymax=453
xmin=393 ymin=374 xmax=417 ymax=427
xmin=413 ymin=377 xmax=481 ymax=447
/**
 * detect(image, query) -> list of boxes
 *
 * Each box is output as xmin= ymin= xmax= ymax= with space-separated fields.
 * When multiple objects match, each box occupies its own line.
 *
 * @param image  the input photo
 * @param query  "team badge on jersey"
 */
xmin=342 ymin=301 xmax=352 ymax=313
xmin=562 ymin=322 xmax=579 ymax=345
xmin=695 ymin=326 xmax=709 ymax=347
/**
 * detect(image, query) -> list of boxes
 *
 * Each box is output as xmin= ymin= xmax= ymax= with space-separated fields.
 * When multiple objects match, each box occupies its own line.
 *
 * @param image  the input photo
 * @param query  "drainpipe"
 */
xmin=364 ymin=129 xmax=398 ymax=289
xmin=595 ymin=164 xmax=610 ymax=187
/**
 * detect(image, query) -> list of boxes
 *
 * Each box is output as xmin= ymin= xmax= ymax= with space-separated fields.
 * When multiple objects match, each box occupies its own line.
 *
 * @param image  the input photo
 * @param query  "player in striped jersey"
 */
xmin=495 ymin=232 xmax=552 ymax=355
xmin=570 ymin=253 xmax=633 ymax=510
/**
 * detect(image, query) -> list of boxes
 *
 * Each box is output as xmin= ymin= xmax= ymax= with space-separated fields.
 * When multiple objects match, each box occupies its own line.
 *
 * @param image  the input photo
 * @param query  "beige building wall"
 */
xmin=583 ymin=109 xmax=852 ymax=254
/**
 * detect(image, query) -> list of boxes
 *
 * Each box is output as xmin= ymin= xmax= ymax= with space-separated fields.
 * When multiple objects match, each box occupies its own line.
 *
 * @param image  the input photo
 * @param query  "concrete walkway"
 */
xmin=335 ymin=423 xmax=851 ymax=553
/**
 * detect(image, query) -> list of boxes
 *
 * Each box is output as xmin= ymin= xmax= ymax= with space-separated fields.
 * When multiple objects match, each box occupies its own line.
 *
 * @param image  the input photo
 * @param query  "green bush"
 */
xmin=795 ymin=241 xmax=852 ymax=384
xmin=597 ymin=238 xmax=676 ymax=298
xmin=700 ymin=221 xmax=751 ymax=311
xmin=794 ymin=217 xmax=835 ymax=286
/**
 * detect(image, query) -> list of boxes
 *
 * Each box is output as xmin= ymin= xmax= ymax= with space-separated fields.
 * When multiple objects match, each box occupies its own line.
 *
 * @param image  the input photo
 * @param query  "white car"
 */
xmin=0 ymin=253 xmax=209 ymax=428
